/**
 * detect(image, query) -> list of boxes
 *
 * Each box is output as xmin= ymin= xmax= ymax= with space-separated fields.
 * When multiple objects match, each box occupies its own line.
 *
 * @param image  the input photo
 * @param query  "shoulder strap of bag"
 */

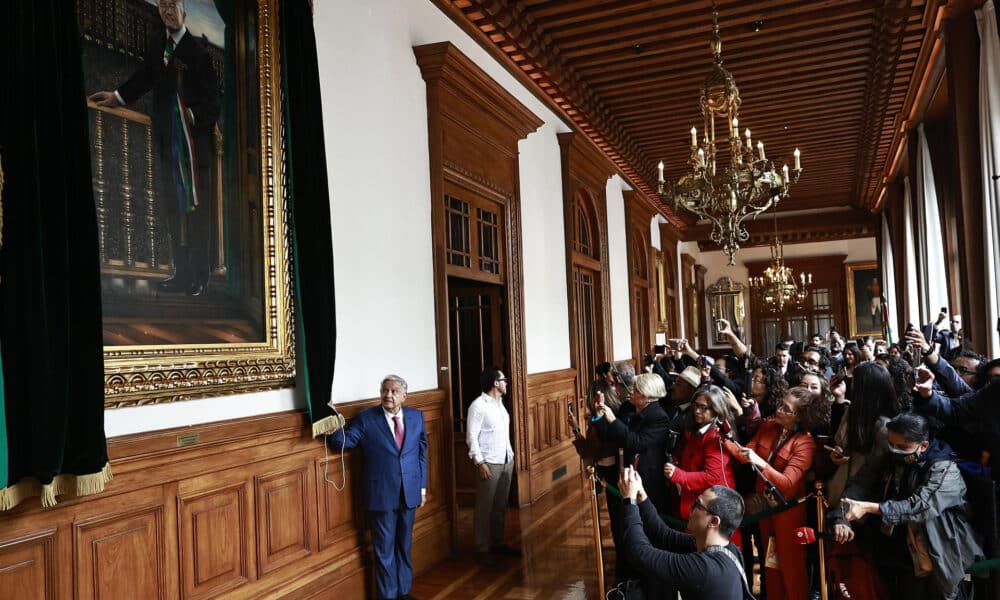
xmin=705 ymin=545 xmax=757 ymax=600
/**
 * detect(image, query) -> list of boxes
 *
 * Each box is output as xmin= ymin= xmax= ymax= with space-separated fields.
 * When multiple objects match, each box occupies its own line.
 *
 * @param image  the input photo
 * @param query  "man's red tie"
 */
xmin=393 ymin=416 xmax=403 ymax=449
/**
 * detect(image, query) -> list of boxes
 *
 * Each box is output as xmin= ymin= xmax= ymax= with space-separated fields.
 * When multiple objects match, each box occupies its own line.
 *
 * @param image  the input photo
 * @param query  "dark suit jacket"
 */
xmin=328 ymin=406 xmax=428 ymax=511
xmin=594 ymin=401 xmax=671 ymax=513
xmin=118 ymin=27 xmax=220 ymax=173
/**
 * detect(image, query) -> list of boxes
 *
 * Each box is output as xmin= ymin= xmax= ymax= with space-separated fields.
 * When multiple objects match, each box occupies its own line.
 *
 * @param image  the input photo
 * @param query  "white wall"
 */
xmin=105 ymin=0 xmax=575 ymax=437
xmin=606 ymin=176 xmax=633 ymax=360
xmin=699 ymin=237 xmax=878 ymax=348
xmin=520 ymin=125 xmax=572 ymax=373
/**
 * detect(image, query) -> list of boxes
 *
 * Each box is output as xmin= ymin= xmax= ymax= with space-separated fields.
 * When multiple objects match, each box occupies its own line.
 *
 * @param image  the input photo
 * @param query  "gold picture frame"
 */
xmin=80 ymin=0 xmax=294 ymax=408
xmin=844 ymin=261 xmax=884 ymax=339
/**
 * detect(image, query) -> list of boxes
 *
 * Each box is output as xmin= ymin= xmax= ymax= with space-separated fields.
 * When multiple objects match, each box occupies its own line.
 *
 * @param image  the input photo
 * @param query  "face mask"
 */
xmin=888 ymin=446 xmax=921 ymax=464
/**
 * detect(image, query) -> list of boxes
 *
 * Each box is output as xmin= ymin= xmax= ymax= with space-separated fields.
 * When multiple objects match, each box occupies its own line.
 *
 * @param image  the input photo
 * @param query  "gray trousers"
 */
xmin=474 ymin=460 xmax=513 ymax=552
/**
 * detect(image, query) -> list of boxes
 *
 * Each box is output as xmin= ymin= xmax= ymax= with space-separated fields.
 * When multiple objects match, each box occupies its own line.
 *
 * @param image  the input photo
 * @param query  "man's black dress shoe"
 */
xmin=158 ymin=275 xmax=187 ymax=293
xmin=491 ymin=544 xmax=522 ymax=557
xmin=187 ymin=282 xmax=207 ymax=297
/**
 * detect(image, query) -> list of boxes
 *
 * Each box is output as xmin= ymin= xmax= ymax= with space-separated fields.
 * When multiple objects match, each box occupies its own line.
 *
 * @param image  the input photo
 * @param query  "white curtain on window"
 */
xmin=915 ymin=125 xmax=949 ymax=324
xmin=881 ymin=213 xmax=899 ymax=343
xmin=978 ymin=0 xmax=1000 ymax=357
xmin=902 ymin=177 xmax=921 ymax=326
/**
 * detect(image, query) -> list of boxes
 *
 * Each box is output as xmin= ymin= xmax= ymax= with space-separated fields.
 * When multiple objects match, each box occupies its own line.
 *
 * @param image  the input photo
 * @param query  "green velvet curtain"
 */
xmin=0 ymin=1 xmax=111 ymax=509
xmin=280 ymin=0 xmax=340 ymax=435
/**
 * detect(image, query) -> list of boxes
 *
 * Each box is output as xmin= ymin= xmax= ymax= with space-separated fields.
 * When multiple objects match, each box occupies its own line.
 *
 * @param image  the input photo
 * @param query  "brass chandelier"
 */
xmin=657 ymin=0 xmax=801 ymax=265
xmin=749 ymin=220 xmax=812 ymax=313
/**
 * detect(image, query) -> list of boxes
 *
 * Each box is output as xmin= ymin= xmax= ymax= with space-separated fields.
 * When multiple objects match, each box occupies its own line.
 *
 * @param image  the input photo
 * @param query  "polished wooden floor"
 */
xmin=411 ymin=474 xmax=612 ymax=600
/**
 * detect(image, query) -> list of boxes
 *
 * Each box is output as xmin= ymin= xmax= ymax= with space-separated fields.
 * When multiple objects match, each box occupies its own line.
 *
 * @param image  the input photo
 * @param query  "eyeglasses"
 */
xmin=691 ymin=497 xmax=717 ymax=516
xmin=776 ymin=404 xmax=797 ymax=416
xmin=692 ymin=403 xmax=712 ymax=413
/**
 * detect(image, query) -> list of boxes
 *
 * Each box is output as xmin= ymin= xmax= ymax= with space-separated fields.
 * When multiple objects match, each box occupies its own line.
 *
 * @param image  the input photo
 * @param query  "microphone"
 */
xmin=717 ymin=418 xmax=733 ymax=440
xmin=750 ymin=463 xmax=787 ymax=505
xmin=792 ymin=527 xmax=837 ymax=545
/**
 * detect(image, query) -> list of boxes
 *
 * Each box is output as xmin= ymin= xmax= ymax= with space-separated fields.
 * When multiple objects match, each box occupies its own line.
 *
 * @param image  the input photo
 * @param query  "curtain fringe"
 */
xmin=312 ymin=415 xmax=336 ymax=438
xmin=0 ymin=462 xmax=113 ymax=511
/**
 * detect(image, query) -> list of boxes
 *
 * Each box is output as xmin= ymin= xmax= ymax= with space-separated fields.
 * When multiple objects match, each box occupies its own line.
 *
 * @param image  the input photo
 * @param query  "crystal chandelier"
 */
xmin=749 ymin=225 xmax=812 ymax=313
xmin=657 ymin=0 xmax=802 ymax=265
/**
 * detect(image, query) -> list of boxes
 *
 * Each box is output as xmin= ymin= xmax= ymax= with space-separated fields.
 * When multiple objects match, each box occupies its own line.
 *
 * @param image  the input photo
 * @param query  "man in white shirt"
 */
xmin=467 ymin=367 xmax=519 ymax=564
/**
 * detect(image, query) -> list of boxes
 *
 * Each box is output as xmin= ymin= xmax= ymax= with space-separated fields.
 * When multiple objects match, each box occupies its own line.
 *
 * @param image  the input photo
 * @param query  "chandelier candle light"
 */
xmin=657 ymin=0 xmax=802 ymax=265
xmin=749 ymin=230 xmax=812 ymax=313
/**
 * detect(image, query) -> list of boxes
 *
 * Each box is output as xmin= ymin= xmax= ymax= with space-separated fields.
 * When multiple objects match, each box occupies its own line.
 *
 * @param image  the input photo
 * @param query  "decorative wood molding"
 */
xmin=0 ymin=529 xmax=56 ymax=600
xmin=416 ymin=41 xmax=541 ymax=508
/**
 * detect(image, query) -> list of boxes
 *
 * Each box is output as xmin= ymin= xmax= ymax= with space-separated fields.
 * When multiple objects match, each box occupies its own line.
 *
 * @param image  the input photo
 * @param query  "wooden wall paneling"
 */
xmin=681 ymin=254 xmax=696 ymax=346
xmin=659 ymin=223 xmax=681 ymax=337
xmin=73 ymin=498 xmax=166 ymax=600
xmin=559 ymin=132 xmax=617 ymax=401
xmin=415 ymin=41 xmax=543 ymax=508
xmin=944 ymin=11 xmax=988 ymax=353
xmin=0 ymin=529 xmax=56 ymax=600
xmin=884 ymin=182 xmax=908 ymax=336
xmin=177 ymin=482 xmax=250 ymax=599
xmin=525 ymin=369 xmax=579 ymax=502
xmin=625 ymin=193 xmax=656 ymax=368
xmin=255 ymin=466 xmax=312 ymax=577
xmin=0 ymin=390 xmax=450 ymax=600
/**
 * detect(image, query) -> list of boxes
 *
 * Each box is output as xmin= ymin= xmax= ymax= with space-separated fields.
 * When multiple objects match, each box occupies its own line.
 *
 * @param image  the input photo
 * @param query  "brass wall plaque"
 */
xmin=177 ymin=433 xmax=201 ymax=448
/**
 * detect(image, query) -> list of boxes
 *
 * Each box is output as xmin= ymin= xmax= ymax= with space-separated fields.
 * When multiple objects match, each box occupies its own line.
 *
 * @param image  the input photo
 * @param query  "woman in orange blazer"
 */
xmin=725 ymin=386 xmax=829 ymax=600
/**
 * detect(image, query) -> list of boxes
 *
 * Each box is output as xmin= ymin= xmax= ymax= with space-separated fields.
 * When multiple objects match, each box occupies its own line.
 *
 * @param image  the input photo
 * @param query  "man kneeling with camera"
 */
xmin=617 ymin=467 xmax=754 ymax=599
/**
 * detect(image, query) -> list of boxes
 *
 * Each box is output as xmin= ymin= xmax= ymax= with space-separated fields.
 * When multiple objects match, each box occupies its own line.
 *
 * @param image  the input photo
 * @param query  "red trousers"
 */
xmin=758 ymin=505 xmax=808 ymax=600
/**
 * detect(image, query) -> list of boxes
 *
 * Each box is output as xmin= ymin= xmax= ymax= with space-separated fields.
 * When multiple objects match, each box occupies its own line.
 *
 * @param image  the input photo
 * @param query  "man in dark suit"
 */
xmin=328 ymin=374 xmax=427 ymax=600
xmin=90 ymin=0 xmax=220 ymax=296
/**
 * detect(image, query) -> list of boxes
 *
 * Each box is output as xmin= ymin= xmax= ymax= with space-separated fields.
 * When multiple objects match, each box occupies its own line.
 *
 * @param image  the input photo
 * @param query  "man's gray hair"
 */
xmin=381 ymin=374 xmax=408 ymax=393
xmin=614 ymin=361 xmax=636 ymax=390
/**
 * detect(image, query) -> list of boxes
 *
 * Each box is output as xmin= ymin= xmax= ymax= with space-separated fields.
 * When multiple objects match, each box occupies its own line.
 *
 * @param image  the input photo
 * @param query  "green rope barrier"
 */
xmin=602 ymin=482 xmax=811 ymax=528
xmin=967 ymin=557 xmax=1000 ymax=574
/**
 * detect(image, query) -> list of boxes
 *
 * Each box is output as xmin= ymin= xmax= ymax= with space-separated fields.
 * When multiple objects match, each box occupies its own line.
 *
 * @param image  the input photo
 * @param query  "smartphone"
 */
xmin=715 ymin=319 xmax=725 ymax=333
xmin=566 ymin=400 xmax=574 ymax=416
xmin=831 ymin=368 xmax=847 ymax=387
xmin=618 ymin=448 xmax=625 ymax=472
xmin=632 ymin=455 xmax=640 ymax=470
xmin=823 ymin=444 xmax=845 ymax=458
xmin=698 ymin=355 xmax=707 ymax=369
xmin=653 ymin=344 xmax=667 ymax=355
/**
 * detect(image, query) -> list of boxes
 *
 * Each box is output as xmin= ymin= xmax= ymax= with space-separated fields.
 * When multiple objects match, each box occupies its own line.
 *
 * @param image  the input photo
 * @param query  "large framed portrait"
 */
xmin=845 ymin=261 xmax=884 ymax=339
xmin=78 ymin=0 xmax=294 ymax=407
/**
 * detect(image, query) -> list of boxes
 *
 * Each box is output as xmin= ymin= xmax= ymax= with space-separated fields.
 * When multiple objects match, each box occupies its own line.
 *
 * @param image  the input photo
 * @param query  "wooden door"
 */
xmin=448 ymin=280 xmax=507 ymax=506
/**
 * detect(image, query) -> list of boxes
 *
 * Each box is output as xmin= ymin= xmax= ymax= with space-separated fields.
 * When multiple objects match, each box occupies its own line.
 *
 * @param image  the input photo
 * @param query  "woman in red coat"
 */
xmin=664 ymin=385 xmax=742 ymax=549
xmin=725 ymin=386 xmax=829 ymax=600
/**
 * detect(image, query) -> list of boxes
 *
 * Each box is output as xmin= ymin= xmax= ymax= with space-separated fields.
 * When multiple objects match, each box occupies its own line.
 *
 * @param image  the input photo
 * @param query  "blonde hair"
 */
xmin=634 ymin=373 xmax=666 ymax=399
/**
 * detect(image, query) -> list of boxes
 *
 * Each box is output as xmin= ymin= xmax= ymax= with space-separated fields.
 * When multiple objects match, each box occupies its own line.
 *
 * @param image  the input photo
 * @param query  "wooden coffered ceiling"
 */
xmin=431 ymin=0 xmax=951 ymax=243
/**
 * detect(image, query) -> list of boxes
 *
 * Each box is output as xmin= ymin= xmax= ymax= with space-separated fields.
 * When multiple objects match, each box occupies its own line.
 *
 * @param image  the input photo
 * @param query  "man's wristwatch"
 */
xmin=922 ymin=346 xmax=935 ymax=357
xmin=623 ymin=496 xmax=638 ymax=506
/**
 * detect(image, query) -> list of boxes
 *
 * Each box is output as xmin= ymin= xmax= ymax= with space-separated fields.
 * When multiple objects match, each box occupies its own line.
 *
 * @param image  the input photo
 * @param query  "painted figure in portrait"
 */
xmin=80 ymin=0 xmax=265 ymax=346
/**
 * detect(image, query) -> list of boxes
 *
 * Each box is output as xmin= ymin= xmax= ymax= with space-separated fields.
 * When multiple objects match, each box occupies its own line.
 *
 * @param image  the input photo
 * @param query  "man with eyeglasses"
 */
xmin=467 ymin=367 xmax=520 ymax=565
xmin=618 ymin=469 xmax=754 ymax=599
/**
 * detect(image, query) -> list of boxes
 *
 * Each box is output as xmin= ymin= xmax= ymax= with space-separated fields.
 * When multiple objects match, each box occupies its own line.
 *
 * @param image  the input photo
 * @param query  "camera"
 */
xmin=663 ymin=429 xmax=680 ymax=463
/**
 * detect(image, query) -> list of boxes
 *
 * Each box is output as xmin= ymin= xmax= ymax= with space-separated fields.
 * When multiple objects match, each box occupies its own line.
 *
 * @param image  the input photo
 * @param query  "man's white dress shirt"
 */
xmin=467 ymin=393 xmax=514 ymax=465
